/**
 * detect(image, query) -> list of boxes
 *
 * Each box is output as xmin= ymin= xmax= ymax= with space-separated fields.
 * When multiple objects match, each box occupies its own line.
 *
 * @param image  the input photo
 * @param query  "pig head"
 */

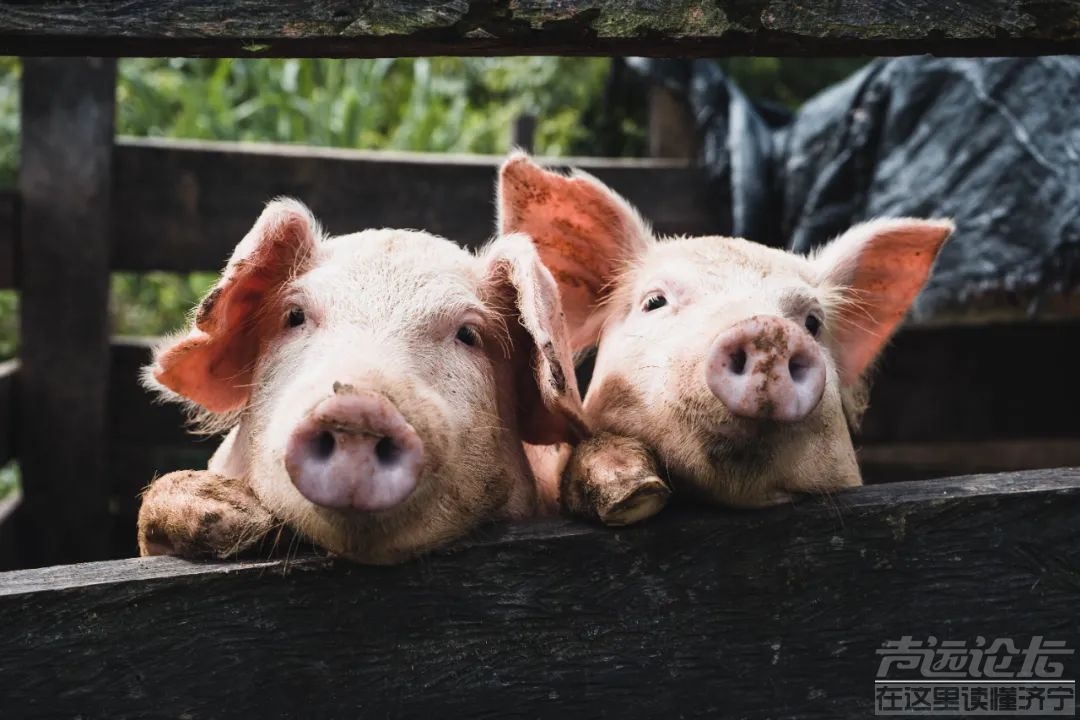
xmin=498 ymin=153 xmax=952 ymax=513
xmin=140 ymin=198 xmax=585 ymax=563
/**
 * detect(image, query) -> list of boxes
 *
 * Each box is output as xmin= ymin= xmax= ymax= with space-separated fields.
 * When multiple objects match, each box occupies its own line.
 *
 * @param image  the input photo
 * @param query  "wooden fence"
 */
xmin=2 ymin=468 xmax=1079 ymax=718
xmin=0 ymin=4 xmax=1078 ymax=716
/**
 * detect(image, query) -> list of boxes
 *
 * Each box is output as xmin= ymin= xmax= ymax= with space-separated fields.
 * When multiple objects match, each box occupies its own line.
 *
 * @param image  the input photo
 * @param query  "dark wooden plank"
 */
xmin=0 ymin=489 xmax=19 ymax=571
xmin=16 ymin=58 xmax=116 ymax=568
xmin=859 ymin=320 xmax=1080 ymax=443
xmin=648 ymin=84 xmax=696 ymax=160
xmin=0 ymin=359 xmax=15 ymax=468
xmin=1 ymin=1 xmax=1079 ymax=57
xmin=111 ymin=138 xmax=716 ymax=272
xmin=860 ymin=439 xmax=1080 ymax=484
xmin=1 ymin=468 xmax=1078 ymax=719
xmin=0 ymin=190 xmax=18 ymax=289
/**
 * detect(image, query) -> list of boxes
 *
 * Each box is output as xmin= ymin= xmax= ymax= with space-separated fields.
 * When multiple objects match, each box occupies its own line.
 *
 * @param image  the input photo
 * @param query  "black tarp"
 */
xmin=631 ymin=57 xmax=1080 ymax=320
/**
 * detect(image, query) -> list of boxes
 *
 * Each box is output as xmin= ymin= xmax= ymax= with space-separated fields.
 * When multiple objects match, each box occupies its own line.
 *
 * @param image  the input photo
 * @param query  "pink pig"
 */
xmin=498 ymin=153 xmax=953 ymax=523
xmin=137 ymin=198 xmax=585 ymax=564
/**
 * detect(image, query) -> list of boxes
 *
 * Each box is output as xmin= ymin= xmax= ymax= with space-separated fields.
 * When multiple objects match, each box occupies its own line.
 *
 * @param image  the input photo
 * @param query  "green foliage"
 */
xmin=116 ymin=57 xmax=619 ymax=157
xmin=0 ymin=462 xmax=17 ymax=500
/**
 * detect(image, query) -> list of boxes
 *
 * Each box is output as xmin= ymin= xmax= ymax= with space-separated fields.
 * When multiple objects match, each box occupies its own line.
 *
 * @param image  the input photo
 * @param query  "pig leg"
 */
xmin=138 ymin=471 xmax=277 ymax=559
xmin=561 ymin=433 xmax=671 ymax=526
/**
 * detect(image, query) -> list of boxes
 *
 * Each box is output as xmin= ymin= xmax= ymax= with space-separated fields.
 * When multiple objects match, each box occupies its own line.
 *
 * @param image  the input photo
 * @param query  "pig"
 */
xmin=137 ymin=198 xmax=586 ymax=564
xmin=497 ymin=153 xmax=953 ymax=523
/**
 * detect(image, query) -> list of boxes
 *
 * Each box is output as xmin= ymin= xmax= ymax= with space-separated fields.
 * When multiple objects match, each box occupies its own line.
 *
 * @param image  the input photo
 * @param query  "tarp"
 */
xmin=631 ymin=57 xmax=1080 ymax=320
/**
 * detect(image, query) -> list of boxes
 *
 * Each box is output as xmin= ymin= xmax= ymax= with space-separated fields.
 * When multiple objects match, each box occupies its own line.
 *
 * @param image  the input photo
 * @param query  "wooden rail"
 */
xmin=1 ymin=1 xmax=1080 ymax=57
xmin=1 ymin=468 xmax=1078 ymax=719
xmin=111 ymin=138 xmax=713 ymax=273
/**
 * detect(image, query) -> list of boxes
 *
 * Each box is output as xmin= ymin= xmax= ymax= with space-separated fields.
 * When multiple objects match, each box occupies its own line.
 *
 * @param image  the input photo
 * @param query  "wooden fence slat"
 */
xmin=1 ymin=1 xmax=1079 ymax=57
xmin=16 ymin=58 xmax=116 ymax=568
xmin=1 ymin=468 xmax=1078 ymax=719
xmin=0 ymin=359 xmax=15 ymax=469
xmin=111 ymin=138 xmax=714 ymax=273
xmin=0 ymin=191 xmax=18 ymax=289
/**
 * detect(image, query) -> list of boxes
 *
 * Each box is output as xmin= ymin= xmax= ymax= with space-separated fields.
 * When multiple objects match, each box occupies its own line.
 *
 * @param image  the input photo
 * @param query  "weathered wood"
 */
xmin=16 ymin=58 xmax=116 ymax=568
xmin=0 ymin=359 xmax=15 ymax=468
xmin=1 ymin=468 xmax=1078 ymax=719
xmin=0 ymin=190 xmax=18 ymax=289
xmin=1 ymin=1 xmax=1079 ymax=57
xmin=111 ymin=138 xmax=715 ymax=272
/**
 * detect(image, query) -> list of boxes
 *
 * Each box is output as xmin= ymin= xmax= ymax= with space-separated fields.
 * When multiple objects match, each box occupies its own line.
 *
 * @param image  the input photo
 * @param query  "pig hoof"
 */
xmin=598 ymin=477 xmax=670 ymax=526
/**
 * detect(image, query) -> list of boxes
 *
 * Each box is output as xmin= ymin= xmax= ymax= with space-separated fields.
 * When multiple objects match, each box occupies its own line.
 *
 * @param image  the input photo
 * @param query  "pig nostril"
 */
xmin=789 ymin=356 xmax=808 ymax=382
xmin=729 ymin=347 xmax=747 ymax=375
xmin=313 ymin=431 xmax=336 ymax=461
xmin=374 ymin=436 xmax=400 ymax=466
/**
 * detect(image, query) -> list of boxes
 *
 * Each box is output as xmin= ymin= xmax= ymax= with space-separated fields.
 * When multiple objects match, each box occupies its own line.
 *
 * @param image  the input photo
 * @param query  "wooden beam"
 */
xmin=16 ymin=58 xmax=116 ymax=568
xmin=859 ymin=439 xmax=1080 ymax=484
xmin=0 ymin=360 xmax=15 ymax=468
xmin=648 ymin=84 xmax=697 ymax=160
xmin=0 ymin=191 xmax=18 ymax=289
xmin=1 ymin=468 xmax=1078 ymax=718
xmin=1 ymin=1 xmax=1079 ymax=57
xmin=111 ymin=138 xmax=715 ymax=273
xmin=859 ymin=320 xmax=1080 ymax=443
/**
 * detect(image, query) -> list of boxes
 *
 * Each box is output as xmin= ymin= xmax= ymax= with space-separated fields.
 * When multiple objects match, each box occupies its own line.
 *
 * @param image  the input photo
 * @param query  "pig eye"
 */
xmin=285 ymin=307 xmax=306 ymax=328
xmin=642 ymin=293 xmax=668 ymax=312
xmin=455 ymin=325 xmax=480 ymax=348
xmin=804 ymin=313 xmax=822 ymax=338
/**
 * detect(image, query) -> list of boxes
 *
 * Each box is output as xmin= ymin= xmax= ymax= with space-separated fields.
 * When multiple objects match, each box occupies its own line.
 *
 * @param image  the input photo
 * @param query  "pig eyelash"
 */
xmin=641 ymin=292 xmax=668 ymax=312
xmin=455 ymin=324 xmax=482 ymax=348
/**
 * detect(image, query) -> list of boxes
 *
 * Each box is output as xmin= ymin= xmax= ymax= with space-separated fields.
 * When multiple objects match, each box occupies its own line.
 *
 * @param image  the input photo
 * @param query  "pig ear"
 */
xmin=145 ymin=199 xmax=319 ymax=414
xmin=498 ymin=151 xmax=652 ymax=351
xmin=815 ymin=218 xmax=954 ymax=386
xmin=483 ymin=233 xmax=590 ymax=445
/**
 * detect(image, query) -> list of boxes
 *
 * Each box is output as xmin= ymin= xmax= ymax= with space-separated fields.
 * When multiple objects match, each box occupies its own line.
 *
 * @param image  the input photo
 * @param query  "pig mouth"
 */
xmin=704 ymin=430 xmax=779 ymax=471
xmin=704 ymin=413 xmax=789 ymax=444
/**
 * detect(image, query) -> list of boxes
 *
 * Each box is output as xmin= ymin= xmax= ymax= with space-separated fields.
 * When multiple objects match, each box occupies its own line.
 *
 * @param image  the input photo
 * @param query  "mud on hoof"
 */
xmin=596 ymin=475 xmax=671 ymax=526
xmin=561 ymin=432 xmax=671 ymax=526
xmin=138 ymin=470 xmax=277 ymax=560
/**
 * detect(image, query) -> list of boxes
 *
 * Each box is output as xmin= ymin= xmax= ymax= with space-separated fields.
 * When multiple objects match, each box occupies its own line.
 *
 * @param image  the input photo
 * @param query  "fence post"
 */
xmin=511 ymin=114 xmax=537 ymax=154
xmin=648 ymin=84 xmax=696 ymax=160
xmin=16 ymin=58 xmax=116 ymax=567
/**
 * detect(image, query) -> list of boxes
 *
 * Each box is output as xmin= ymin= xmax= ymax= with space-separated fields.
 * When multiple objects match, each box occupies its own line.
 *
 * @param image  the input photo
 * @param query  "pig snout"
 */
xmin=706 ymin=315 xmax=826 ymax=423
xmin=285 ymin=392 xmax=424 ymax=511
